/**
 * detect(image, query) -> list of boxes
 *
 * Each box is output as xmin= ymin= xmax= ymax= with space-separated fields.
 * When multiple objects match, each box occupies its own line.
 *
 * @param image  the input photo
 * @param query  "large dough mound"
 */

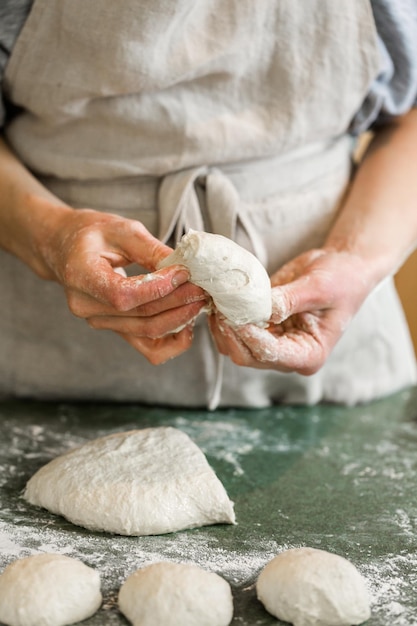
xmin=256 ymin=547 xmax=371 ymax=626
xmin=119 ymin=562 xmax=233 ymax=626
xmin=0 ymin=553 xmax=101 ymax=626
xmin=158 ymin=230 xmax=272 ymax=326
xmin=24 ymin=427 xmax=235 ymax=536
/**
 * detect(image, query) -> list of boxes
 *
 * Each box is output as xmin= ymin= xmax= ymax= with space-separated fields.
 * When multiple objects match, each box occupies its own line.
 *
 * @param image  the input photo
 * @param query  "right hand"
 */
xmin=209 ymin=247 xmax=375 ymax=373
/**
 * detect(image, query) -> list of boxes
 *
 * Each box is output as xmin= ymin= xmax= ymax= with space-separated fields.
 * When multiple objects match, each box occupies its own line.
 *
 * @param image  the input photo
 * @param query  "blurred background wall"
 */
xmin=395 ymin=251 xmax=417 ymax=355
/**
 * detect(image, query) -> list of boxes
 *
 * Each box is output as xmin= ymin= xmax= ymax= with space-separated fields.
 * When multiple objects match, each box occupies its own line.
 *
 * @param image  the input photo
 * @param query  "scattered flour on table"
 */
xmin=0 ymin=414 xmax=304 ymax=485
xmin=0 ymin=417 xmax=293 ymax=614
xmin=2 ymin=404 xmax=417 ymax=622
xmin=0 ymin=517 xmax=284 ymax=607
xmin=172 ymin=416 xmax=305 ymax=476
xmin=2 ymin=515 xmax=417 ymax=623
xmin=360 ymin=551 xmax=417 ymax=626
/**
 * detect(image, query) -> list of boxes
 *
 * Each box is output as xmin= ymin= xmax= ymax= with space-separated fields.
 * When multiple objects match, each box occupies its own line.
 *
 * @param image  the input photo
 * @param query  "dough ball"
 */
xmin=24 ymin=427 xmax=235 ymax=536
xmin=256 ymin=547 xmax=371 ymax=626
xmin=118 ymin=561 xmax=233 ymax=626
xmin=0 ymin=553 xmax=101 ymax=626
xmin=158 ymin=229 xmax=272 ymax=326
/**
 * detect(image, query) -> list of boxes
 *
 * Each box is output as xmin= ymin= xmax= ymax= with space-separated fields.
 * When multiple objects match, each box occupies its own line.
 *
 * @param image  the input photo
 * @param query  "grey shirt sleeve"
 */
xmin=0 ymin=0 xmax=416 ymax=133
xmin=0 ymin=0 xmax=33 ymax=128
xmin=351 ymin=0 xmax=417 ymax=133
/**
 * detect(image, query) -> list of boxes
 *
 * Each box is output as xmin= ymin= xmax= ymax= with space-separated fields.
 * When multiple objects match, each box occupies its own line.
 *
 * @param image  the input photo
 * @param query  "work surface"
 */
xmin=1 ymin=389 xmax=417 ymax=625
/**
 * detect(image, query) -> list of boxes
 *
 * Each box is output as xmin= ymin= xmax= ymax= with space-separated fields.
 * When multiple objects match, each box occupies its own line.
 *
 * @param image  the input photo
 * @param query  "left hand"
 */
xmin=208 ymin=247 xmax=375 ymax=374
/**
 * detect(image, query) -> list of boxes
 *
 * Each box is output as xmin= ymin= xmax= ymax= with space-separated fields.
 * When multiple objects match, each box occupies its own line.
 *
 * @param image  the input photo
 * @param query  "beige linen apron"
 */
xmin=2 ymin=0 xmax=416 ymax=407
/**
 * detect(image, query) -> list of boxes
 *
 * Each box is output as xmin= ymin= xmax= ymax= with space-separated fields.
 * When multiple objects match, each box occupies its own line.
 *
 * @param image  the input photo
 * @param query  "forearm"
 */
xmin=325 ymin=109 xmax=417 ymax=286
xmin=0 ymin=135 xmax=73 ymax=279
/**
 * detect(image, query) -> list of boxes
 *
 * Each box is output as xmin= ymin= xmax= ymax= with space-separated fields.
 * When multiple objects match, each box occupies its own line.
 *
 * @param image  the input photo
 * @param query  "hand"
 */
xmin=210 ymin=111 xmax=417 ymax=375
xmin=40 ymin=205 xmax=207 ymax=363
xmin=209 ymin=248 xmax=375 ymax=373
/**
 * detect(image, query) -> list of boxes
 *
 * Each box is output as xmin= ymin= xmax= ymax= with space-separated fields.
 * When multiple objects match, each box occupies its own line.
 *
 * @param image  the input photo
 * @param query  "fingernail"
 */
xmin=171 ymin=269 xmax=190 ymax=287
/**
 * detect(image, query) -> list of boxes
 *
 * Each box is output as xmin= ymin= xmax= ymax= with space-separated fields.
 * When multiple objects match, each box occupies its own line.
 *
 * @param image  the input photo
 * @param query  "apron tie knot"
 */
xmin=158 ymin=165 xmax=266 ymax=263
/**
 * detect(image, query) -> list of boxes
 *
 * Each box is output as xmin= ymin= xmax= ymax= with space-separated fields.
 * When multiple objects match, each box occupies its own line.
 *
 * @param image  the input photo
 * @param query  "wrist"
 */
xmin=0 ymin=136 xmax=74 ymax=281
xmin=323 ymin=227 xmax=398 ymax=291
xmin=15 ymin=192 xmax=74 ymax=281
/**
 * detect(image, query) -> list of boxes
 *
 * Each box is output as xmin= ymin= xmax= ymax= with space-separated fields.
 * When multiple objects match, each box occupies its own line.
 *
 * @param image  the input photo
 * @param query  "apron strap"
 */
xmin=158 ymin=166 xmax=266 ymax=263
xmin=158 ymin=166 xmax=208 ymax=244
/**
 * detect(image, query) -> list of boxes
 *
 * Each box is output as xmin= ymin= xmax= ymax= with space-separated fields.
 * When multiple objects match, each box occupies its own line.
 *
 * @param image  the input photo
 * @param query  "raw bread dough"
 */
xmin=24 ymin=427 xmax=235 ymax=536
xmin=158 ymin=230 xmax=272 ymax=325
xmin=118 ymin=561 xmax=233 ymax=626
xmin=0 ymin=553 xmax=101 ymax=626
xmin=256 ymin=547 xmax=371 ymax=626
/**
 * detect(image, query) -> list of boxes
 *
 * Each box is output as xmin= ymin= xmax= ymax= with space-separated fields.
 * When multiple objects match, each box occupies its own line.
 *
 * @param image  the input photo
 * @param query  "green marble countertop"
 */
xmin=1 ymin=388 xmax=417 ymax=625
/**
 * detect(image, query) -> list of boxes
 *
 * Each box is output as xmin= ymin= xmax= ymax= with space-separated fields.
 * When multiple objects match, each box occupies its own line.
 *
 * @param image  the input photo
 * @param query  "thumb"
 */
xmin=271 ymin=274 xmax=329 ymax=323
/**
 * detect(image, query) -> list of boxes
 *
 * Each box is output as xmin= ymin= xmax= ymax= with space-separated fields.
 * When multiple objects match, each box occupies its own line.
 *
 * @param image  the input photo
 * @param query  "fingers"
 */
xmin=271 ymin=273 xmax=333 ymax=324
xmin=209 ymin=316 xmax=256 ymax=366
xmin=236 ymin=322 xmax=325 ymax=374
xmin=209 ymin=246 xmax=369 ymax=375
xmin=43 ymin=209 xmax=204 ymax=363
xmin=270 ymin=248 xmax=371 ymax=325
xmin=120 ymin=326 xmax=195 ymax=365
xmin=117 ymin=218 xmax=174 ymax=270
xmin=67 ymin=210 xmax=173 ymax=271
xmin=87 ymin=300 xmax=206 ymax=338
xmin=66 ymin=264 xmax=191 ymax=317
xmin=50 ymin=209 xmax=190 ymax=311
xmin=132 ymin=283 xmax=207 ymax=317
xmin=210 ymin=313 xmax=328 ymax=374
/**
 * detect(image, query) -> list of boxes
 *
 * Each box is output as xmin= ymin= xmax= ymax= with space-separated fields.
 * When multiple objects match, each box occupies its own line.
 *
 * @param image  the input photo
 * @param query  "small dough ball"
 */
xmin=158 ymin=229 xmax=272 ymax=326
xmin=118 ymin=562 xmax=233 ymax=626
xmin=256 ymin=547 xmax=371 ymax=626
xmin=24 ymin=427 xmax=235 ymax=536
xmin=0 ymin=553 xmax=102 ymax=626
